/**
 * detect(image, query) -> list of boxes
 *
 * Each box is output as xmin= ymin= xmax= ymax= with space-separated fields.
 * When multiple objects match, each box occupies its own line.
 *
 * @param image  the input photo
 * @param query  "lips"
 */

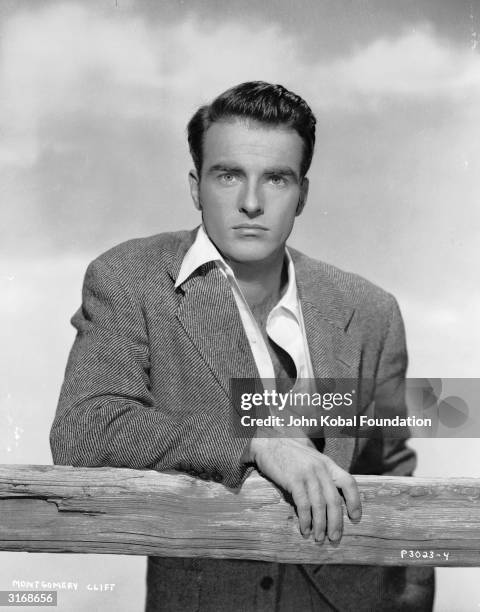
xmin=232 ymin=224 xmax=268 ymax=230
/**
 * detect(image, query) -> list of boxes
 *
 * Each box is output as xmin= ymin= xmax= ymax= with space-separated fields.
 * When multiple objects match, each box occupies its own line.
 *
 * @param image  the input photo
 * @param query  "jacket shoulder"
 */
xmin=96 ymin=230 xmax=193 ymax=269
xmin=84 ymin=229 xmax=194 ymax=283
xmin=82 ymin=229 xmax=195 ymax=298
xmin=290 ymin=247 xmax=398 ymax=316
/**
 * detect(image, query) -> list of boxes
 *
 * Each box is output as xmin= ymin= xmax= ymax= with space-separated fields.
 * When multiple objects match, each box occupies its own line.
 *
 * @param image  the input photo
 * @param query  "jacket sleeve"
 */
xmin=49 ymin=257 xmax=250 ymax=488
xmin=354 ymin=295 xmax=417 ymax=477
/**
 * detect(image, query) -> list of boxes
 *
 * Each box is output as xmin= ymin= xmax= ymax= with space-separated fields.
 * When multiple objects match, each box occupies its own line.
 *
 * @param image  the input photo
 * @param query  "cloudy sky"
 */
xmin=1 ymin=1 xmax=479 ymax=609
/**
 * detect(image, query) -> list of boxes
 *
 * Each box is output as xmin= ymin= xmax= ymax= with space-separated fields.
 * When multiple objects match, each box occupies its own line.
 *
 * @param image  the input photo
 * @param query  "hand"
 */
xmin=248 ymin=434 xmax=361 ymax=542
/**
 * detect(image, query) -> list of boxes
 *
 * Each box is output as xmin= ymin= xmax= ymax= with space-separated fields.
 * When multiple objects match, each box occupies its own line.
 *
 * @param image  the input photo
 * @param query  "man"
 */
xmin=50 ymin=81 xmax=434 ymax=611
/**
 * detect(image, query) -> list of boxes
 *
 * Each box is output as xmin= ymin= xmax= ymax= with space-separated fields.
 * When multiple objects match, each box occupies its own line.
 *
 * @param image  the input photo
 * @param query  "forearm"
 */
xmin=50 ymin=397 xmax=250 ymax=487
xmin=50 ymin=257 xmax=250 ymax=487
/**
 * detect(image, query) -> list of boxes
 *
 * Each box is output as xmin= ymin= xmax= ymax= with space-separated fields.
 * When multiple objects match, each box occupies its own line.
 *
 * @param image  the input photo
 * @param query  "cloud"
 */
xmin=0 ymin=4 xmax=160 ymax=166
xmin=2 ymin=4 xmax=480 ymax=167
xmin=0 ymin=4 xmax=298 ymax=166
xmin=400 ymin=293 xmax=480 ymax=377
xmin=314 ymin=26 xmax=480 ymax=107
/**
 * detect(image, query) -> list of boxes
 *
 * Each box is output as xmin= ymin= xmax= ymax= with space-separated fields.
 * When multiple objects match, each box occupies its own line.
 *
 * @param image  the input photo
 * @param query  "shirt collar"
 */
xmin=174 ymin=225 xmax=224 ymax=288
xmin=175 ymin=225 xmax=299 ymax=316
xmin=277 ymin=249 xmax=300 ymax=317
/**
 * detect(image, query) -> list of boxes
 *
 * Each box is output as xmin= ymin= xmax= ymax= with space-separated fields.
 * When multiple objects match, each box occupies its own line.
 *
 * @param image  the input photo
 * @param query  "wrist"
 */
xmin=241 ymin=438 xmax=255 ymax=464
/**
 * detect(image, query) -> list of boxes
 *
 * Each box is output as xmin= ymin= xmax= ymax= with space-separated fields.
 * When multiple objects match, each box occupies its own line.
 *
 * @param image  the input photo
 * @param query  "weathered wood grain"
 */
xmin=1 ymin=465 xmax=479 ymax=566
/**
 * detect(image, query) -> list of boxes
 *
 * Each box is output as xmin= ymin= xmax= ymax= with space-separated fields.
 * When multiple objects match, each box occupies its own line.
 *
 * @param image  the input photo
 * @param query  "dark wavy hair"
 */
xmin=187 ymin=81 xmax=316 ymax=179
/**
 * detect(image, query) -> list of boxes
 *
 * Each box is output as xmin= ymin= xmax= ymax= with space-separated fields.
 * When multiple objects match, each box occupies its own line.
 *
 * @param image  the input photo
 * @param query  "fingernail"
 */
xmin=351 ymin=509 xmax=361 ymax=519
xmin=331 ymin=531 xmax=340 ymax=541
xmin=315 ymin=534 xmax=324 ymax=543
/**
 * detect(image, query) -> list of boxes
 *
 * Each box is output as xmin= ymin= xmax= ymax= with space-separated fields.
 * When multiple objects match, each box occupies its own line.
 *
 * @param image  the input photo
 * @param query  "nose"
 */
xmin=239 ymin=181 xmax=263 ymax=217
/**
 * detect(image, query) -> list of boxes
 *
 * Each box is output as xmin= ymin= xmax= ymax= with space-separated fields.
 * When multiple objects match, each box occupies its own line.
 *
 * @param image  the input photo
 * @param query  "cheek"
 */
xmin=279 ymin=215 xmax=297 ymax=238
xmin=271 ymin=198 xmax=299 ymax=228
xmin=200 ymin=187 xmax=236 ymax=219
xmin=199 ymin=193 xmax=230 ymax=234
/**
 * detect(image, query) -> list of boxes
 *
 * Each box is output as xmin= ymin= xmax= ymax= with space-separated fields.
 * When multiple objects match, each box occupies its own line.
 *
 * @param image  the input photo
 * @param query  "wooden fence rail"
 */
xmin=1 ymin=465 xmax=480 ymax=566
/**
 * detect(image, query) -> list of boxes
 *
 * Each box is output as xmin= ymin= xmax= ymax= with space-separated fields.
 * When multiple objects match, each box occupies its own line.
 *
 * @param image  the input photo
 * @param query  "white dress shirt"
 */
xmin=175 ymin=226 xmax=315 ymax=397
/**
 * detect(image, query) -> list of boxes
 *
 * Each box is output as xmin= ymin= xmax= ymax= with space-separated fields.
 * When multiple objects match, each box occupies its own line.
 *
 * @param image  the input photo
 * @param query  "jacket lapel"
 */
xmin=173 ymin=259 xmax=259 ymax=401
xmin=292 ymin=250 xmax=360 ymax=471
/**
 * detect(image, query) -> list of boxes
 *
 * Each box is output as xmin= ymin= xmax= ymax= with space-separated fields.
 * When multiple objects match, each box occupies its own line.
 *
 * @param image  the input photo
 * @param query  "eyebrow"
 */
xmin=207 ymin=163 xmax=299 ymax=182
xmin=207 ymin=164 xmax=244 ymax=175
xmin=264 ymin=166 xmax=299 ymax=181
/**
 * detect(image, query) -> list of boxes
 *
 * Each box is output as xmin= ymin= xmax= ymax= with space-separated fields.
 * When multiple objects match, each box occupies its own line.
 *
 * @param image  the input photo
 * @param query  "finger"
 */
xmin=306 ymin=478 xmax=326 ymax=542
xmin=325 ymin=461 xmax=362 ymax=521
xmin=291 ymin=483 xmax=312 ymax=538
xmin=322 ymin=482 xmax=344 ymax=542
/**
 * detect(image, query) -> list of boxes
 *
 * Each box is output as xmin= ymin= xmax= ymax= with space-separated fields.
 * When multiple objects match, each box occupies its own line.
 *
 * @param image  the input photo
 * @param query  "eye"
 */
xmin=218 ymin=173 xmax=238 ymax=184
xmin=269 ymin=175 xmax=287 ymax=186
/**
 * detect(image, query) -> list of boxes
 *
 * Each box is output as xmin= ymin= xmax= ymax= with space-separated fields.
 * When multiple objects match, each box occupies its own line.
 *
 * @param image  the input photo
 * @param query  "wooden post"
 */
xmin=1 ymin=465 xmax=479 ymax=566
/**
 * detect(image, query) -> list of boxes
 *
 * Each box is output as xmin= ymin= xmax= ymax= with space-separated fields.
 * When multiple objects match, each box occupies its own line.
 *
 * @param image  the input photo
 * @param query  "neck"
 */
xmin=225 ymin=248 xmax=287 ymax=308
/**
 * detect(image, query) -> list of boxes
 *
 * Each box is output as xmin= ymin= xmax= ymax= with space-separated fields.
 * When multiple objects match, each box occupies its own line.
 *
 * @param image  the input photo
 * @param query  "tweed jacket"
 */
xmin=50 ymin=228 xmax=434 ymax=611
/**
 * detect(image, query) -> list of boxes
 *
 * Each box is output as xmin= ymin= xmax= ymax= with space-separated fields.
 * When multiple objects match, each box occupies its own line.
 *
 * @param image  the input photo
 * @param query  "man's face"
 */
xmin=189 ymin=119 xmax=309 ymax=266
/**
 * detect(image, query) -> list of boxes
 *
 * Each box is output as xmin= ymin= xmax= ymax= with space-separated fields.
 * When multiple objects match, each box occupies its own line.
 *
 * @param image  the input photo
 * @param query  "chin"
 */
xmin=222 ymin=242 xmax=276 ymax=265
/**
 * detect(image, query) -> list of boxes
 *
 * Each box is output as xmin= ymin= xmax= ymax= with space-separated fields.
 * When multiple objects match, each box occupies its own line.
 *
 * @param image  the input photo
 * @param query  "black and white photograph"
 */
xmin=1 ymin=1 xmax=479 ymax=610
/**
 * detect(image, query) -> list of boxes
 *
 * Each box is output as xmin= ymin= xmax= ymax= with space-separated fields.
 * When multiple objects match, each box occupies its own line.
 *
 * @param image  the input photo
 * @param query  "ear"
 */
xmin=188 ymin=169 xmax=201 ymax=210
xmin=296 ymin=177 xmax=309 ymax=216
